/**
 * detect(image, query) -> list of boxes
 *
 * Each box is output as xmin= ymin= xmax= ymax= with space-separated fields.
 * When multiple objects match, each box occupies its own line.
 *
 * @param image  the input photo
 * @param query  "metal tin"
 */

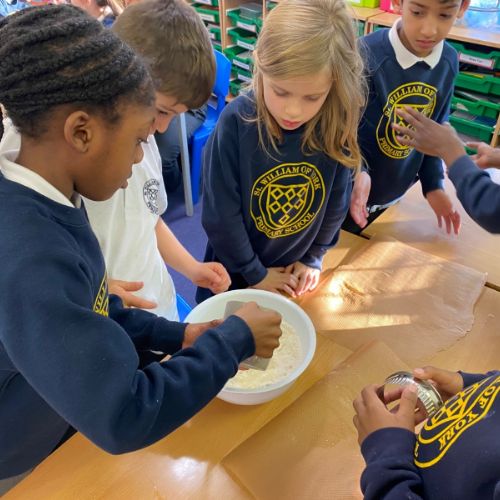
xmin=384 ymin=371 xmax=444 ymax=418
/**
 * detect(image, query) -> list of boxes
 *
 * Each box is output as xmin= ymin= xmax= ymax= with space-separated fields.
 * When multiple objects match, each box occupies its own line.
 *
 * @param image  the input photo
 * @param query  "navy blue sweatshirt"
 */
xmin=200 ymin=94 xmax=352 ymax=291
xmin=359 ymin=29 xmax=458 ymax=205
xmin=448 ymin=155 xmax=500 ymax=233
xmin=360 ymin=371 xmax=500 ymax=499
xmin=0 ymin=176 xmax=255 ymax=478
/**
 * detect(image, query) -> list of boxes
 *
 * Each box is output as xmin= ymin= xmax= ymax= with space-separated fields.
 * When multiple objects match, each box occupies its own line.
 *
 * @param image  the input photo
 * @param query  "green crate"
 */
xmin=224 ymin=45 xmax=247 ymax=61
xmin=230 ymin=79 xmax=247 ymax=96
xmin=347 ymin=0 xmax=380 ymax=7
xmin=455 ymin=72 xmax=500 ymax=96
xmin=227 ymin=9 xmax=262 ymax=34
xmin=451 ymin=95 xmax=500 ymax=120
xmin=355 ymin=20 xmax=365 ymax=37
xmin=193 ymin=4 xmax=220 ymax=24
xmin=232 ymin=67 xmax=252 ymax=83
xmin=207 ymin=24 xmax=221 ymax=42
xmin=448 ymin=41 xmax=500 ymax=71
xmin=211 ymin=40 xmax=222 ymax=52
xmin=233 ymin=50 xmax=253 ymax=72
xmin=449 ymin=111 xmax=494 ymax=143
xmin=194 ymin=0 xmax=218 ymax=6
xmin=228 ymin=27 xmax=258 ymax=51
xmin=266 ymin=1 xmax=278 ymax=10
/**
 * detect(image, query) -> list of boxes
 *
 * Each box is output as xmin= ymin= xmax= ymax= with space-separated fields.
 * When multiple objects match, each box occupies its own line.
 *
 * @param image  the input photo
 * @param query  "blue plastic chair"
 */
xmin=190 ymin=50 xmax=232 ymax=205
xmin=176 ymin=293 xmax=192 ymax=322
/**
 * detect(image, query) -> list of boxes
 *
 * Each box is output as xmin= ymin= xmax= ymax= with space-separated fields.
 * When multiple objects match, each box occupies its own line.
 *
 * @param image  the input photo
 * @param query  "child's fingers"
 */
xmin=123 ymin=293 xmax=157 ymax=309
xmin=444 ymin=214 xmax=452 ymax=234
xmin=397 ymin=386 xmax=419 ymax=419
xmin=466 ymin=141 xmax=480 ymax=150
xmin=282 ymin=284 xmax=297 ymax=297
xmin=452 ymin=211 xmax=461 ymax=235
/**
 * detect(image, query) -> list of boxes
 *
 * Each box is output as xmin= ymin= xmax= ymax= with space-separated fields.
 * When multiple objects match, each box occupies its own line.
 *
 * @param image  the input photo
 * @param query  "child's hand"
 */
xmin=252 ymin=267 xmax=298 ymax=297
xmin=350 ymin=171 xmax=371 ymax=228
xmin=413 ymin=366 xmax=463 ymax=403
xmin=190 ymin=262 xmax=231 ymax=294
xmin=233 ymin=301 xmax=282 ymax=358
xmin=108 ymin=279 xmax=157 ymax=309
xmin=425 ymin=189 xmax=461 ymax=235
xmin=392 ymin=107 xmax=465 ymax=167
xmin=285 ymin=262 xmax=320 ymax=296
xmin=353 ymin=384 xmax=418 ymax=445
xmin=467 ymin=141 xmax=500 ymax=169
xmin=183 ymin=319 xmax=222 ymax=349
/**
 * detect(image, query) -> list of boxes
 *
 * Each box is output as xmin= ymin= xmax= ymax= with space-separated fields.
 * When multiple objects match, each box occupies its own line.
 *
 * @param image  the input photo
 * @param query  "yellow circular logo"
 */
xmin=250 ymin=162 xmax=325 ymax=239
xmin=376 ymin=82 xmax=437 ymax=160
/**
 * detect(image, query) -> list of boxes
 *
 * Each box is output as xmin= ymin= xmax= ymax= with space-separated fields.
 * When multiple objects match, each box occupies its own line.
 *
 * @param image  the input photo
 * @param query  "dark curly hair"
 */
xmin=0 ymin=4 xmax=154 ymax=139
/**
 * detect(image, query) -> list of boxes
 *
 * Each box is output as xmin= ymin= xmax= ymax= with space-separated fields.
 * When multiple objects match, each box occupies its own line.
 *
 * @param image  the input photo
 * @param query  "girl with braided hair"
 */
xmin=0 ymin=5 xmax=281 ymax=494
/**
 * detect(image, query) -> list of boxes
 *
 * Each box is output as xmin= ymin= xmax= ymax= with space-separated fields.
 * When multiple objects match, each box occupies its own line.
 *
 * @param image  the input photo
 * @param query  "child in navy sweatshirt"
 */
xmin=197 ymin=0 xmax=365 ymax=302
xmin=344 ymin=0 xmax=469 ymax=235
xmin=0 ymin=6 xmax=281 ymax=492
xmin=353 ymin=108 xmax=500 ymax=499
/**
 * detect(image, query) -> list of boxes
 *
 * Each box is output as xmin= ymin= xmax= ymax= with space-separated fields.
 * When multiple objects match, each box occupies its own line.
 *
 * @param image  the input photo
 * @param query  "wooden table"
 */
xmin=6 ymin=230 xmax=500 ymax=499
xmin=362 ymin=177 xmax=500 ymax=290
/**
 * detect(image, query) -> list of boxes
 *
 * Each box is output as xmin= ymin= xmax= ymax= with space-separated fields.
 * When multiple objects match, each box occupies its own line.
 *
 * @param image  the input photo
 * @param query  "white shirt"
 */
xmin=0 ymin=118 xmax=178 ymax=320
xmin=388 ymin=19 xmax=444 ymax=70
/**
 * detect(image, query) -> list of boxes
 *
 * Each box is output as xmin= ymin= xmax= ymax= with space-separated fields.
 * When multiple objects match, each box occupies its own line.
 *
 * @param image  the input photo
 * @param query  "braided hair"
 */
xmin=0 ymin=4 xmax=154 ymax=140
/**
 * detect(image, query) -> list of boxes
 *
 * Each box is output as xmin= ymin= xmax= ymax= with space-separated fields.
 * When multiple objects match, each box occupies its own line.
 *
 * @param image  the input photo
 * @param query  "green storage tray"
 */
xmin=211 ymin=40 xmax=222 ymax=52
xmin=228 ymin=27 xmax=258 ymax=51
xmin=347 ymin=0 xmax=380 ymax=7
xmin=224 ymin=45 xmax=247 ymax=61
xmin=355 ymin=20 xmax=365 ymax=37
xmin=455 ymin=72 xmax=500 ymax=96
xmin=227 ymin=9 xmax=262 ymax=34
xmin=233 ymin=50 xmax=253 ymax=71
xmin=230 ymin=79 xmax=247 ymax=96
xmin=451 ymin=94 xmax=500 ymax=120
xmin=194 ymin=0 xmax=218 ymax=6
xmin=232 ymin=67 xmax=252 ymax=83
xmin=193 ymin=4 xmax=220 ymax=24
xmin=266 ymin=1 xmax=278 ymax=10
xmin=207 ymin=24 xmax=221 ymax=42
xmin=449 ymin=110 xmax=494 ymax=143
xmin=448 ymin=41 xmax=500 ymax=70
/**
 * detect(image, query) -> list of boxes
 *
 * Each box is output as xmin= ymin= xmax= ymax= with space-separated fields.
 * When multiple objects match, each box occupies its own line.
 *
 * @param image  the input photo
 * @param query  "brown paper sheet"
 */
xmin=223 ymin=341 xmax=412 ymax=500
xmin=296 ymin=236 xmax=486 ymax=365
xmin=148 ymin=335 xmax=353 ymax=463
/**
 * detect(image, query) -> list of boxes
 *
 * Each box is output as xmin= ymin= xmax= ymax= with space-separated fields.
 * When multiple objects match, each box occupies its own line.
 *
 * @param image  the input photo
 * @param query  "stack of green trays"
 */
xmin=455 ymin=72 xmax=500 ymax=97
xmin=228 ymin=27 xmax=258 ymax=51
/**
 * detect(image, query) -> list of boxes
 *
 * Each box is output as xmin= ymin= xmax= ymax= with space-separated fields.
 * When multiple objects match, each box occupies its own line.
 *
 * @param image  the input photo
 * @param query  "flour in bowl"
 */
xmin=225 ymin=320 xmax=302 ymax=390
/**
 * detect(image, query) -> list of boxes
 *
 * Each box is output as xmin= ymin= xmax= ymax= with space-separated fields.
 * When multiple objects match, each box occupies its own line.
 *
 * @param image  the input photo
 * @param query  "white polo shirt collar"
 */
xmin=388 ymin=19 xmax=443 ymax=70
xmin=0 ymin=151 xmax=81 ymax=208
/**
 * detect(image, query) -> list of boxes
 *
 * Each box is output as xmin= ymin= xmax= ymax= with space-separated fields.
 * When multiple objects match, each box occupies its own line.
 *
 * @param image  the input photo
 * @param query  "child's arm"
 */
xmin=354 ymin=385 xmax=424 ymax=499
xmin=350 ymin=170 xmax=371 ymax=228
xmin=467 ymin=141 xmax=500 ymax=169
xmin=155 ymin=218 xmax=230 ymax=294
xmin=394 ymin=107 xmax=500 ymax=234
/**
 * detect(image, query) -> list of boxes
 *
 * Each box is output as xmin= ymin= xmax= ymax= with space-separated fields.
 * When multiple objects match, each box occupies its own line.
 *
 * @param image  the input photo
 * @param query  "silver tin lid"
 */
xmin=384 ymin=371 xmax=444 ymax=418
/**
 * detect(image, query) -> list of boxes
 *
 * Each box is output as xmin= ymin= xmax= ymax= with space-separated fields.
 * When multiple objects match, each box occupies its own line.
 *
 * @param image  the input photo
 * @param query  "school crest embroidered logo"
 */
xmin=93 ymin=274 xmax=109 ymax=317
xmin=414 ymin=375 xmax=500 ymax=468
xmin=376 ymin=82 xmax=437 ymax=160
xmin=250 ymin=162 xmax=325 ymax=238
xmin=143 ymin=178 xmax=160 ymax=215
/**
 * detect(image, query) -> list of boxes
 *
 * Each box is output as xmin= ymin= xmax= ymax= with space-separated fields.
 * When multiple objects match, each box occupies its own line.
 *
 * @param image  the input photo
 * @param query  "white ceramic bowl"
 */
xmin=185 ymin=289 xmax=316 ymax=405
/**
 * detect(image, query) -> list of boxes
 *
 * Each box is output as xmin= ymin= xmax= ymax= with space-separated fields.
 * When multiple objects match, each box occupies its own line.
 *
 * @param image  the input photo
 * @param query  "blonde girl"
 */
xmin=197 ymin=0 xmax=365 ymax=303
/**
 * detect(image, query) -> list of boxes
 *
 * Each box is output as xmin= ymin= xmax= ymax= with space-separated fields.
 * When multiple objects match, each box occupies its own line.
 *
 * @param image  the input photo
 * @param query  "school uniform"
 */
xmin=448 ymin=155 xmax=500 ymax=233
xmin=197 ymin=94 xmax=352 ymax=302
xmin=344 ymin=21 xmax=458 ymax=231
xmin=360 ymin=370 xmax=500 ymax=499
xmin=0 ymin=119 xmax=178 ymax=320
xmin=0 ymin=151 xmax=254 ymax=478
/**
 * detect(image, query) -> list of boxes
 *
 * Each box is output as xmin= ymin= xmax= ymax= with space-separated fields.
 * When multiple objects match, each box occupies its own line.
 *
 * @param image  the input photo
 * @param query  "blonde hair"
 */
xmin=252 ymin=0 xmax=366 ymax=170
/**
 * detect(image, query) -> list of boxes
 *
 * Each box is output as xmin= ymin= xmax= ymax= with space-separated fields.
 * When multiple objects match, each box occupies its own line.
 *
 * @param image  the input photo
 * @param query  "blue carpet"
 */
xmin=162 ymin=186 xmax=206 ymax=307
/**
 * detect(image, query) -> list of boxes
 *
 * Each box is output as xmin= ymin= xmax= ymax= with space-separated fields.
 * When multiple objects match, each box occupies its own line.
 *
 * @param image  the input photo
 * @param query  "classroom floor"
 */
xmin=163 ymin=185 xmax=205 ymax=307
